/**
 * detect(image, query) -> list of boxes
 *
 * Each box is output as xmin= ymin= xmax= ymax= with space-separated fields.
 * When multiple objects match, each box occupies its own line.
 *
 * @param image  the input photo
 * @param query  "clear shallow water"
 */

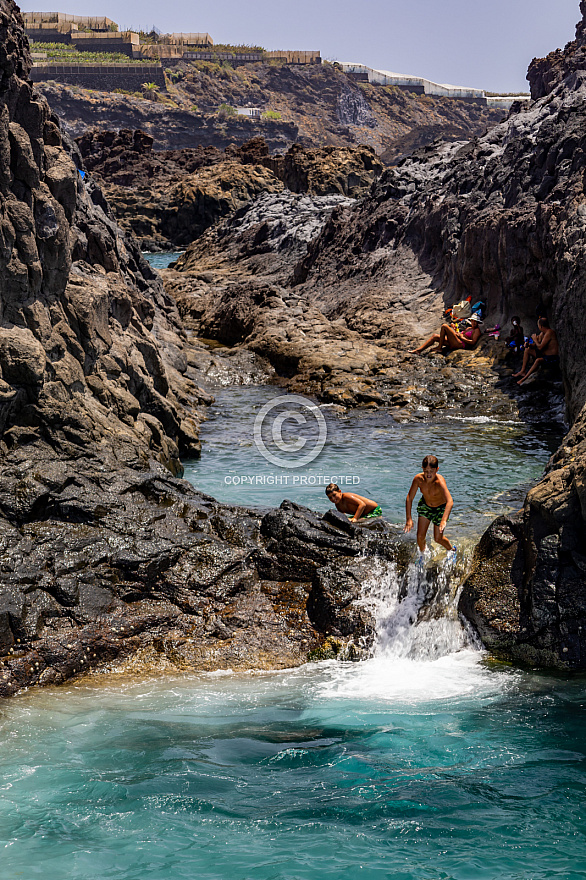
xmin=1 ymin=661 xmax=586 ymax=880
xmin=183 ymin=385 xmax=560 ymax=539
xmin=12 ymin=261 xmax=568 ymax=877
xmin=142 ymin=251 xmax=184 ymax=270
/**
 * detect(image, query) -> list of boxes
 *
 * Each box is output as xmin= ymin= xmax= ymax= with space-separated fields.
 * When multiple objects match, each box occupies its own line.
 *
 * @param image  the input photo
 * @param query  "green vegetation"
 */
xmin=262 ymin=110 xmax=281 ymax=120
xmin=197 ymin=43 xmax=264 ymax=54
xmin=218 ymin=102 xmax=237 ymax=117
xmin=112 ymin=88 xmax=143 ymax=97
xmin=307 ymin=637 xmax=344 ymax=662
xmin=29 ymin=41 xmax=152 ymax=64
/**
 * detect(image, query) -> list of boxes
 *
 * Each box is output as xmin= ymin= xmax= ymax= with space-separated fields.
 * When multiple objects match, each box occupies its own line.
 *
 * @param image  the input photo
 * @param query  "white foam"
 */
xmin=313 ymin=556 xmax=512 ymax=706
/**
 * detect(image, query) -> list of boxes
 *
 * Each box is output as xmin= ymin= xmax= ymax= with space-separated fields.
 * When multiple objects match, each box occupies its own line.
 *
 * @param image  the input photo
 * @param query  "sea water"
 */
xmin=182 ymin=385 xmax=560 ymax=539
xmin=1 ymin=659 xmax=585 ymax=879
xmin=143 ymin=251 xmax=184 ymax=270
xmin=4 ymin=261 xmax=575 ymax=878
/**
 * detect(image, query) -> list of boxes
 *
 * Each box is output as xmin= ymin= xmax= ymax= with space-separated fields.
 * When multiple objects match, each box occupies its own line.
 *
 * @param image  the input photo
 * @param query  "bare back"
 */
xmin=540 ymin=328 xmax=559 ymax=356
xmin=335 ymin=492 xmax=377 ymax=516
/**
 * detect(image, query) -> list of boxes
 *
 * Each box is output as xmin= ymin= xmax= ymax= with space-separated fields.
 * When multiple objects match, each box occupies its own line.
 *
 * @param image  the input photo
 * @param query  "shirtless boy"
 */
xmin=404 ymin=455 xmax=455 ymax=560
xmin=325 ymin=483 xmax=382 ymax=523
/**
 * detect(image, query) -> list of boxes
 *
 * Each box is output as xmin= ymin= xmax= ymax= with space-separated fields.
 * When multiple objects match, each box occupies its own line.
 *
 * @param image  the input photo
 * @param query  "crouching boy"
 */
xmin=325 ymin=483 xmax=382 ymax=523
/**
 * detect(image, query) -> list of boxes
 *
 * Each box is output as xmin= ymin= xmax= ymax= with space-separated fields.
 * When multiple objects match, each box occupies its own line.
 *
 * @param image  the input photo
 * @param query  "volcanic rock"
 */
xmin=75 ymin=131 xmax=384 ymax=250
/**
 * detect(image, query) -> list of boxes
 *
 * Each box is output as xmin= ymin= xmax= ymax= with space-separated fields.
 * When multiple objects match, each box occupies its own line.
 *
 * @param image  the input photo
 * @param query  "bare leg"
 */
xmin=512 ymin=347 xmax=533 ymax=378
xmin=438 ymin=323 xmax=465 ymax=351
xmin=416 ymin=516 xmax=430 ymax=552
xmin=518 ymin=357 xmax=544 ymax=385
xmin=410 ymin=333 xmax=440 ymax=354
xmin=433 ymin=524 xmax=453 ymax=551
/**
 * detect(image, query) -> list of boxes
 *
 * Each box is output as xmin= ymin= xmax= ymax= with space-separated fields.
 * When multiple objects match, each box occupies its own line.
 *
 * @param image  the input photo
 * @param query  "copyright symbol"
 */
xmin=254 ymin=394 xmax=327 ymax=469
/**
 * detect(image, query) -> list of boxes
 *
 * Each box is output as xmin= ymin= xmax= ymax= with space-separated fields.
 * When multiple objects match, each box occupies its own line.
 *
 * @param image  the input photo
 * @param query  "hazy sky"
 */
xmin=21 ymin=0 xmax=582 ymax=92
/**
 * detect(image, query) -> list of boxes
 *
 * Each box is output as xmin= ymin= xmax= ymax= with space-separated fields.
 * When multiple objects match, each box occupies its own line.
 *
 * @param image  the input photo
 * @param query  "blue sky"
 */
xmin=21 ymin=0 xmax=581 ymax=92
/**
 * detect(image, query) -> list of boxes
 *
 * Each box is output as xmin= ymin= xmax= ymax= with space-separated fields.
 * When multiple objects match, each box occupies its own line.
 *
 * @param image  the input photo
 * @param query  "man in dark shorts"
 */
xmin=404 ymin=455 xmax=455 ymax=563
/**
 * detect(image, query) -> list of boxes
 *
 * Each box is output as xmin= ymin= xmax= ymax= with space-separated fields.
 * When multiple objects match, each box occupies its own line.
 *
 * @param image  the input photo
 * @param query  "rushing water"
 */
xmin=4 ymin=255 xmax=574 ymax=877
xmin=1 ymin=660 xmax=586 ymax=879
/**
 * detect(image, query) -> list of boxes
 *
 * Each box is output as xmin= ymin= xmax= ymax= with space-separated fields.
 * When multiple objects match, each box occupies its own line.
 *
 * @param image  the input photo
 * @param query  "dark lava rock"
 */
xmin=166 ymin=2 xmax=586 ymax=667
xmin=75 ymin=132 xmax=383 ymax=250
xmin=0 ymin=455 xmax=409 ymax=696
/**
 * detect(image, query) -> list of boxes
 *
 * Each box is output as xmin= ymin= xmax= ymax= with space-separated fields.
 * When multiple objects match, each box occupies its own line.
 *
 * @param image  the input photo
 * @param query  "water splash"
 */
xmin=360 ymin=549 xmax=481 ymax=662
xmin=316 ymin=550 xmax=492 ymax=705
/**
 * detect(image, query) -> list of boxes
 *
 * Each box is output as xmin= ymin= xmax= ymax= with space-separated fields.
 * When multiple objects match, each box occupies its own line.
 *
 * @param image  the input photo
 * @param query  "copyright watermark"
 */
xmin=253 ymin=394 xmax=327 ymax=469
xmin=224 ymin=474 xmax=360 ymax=486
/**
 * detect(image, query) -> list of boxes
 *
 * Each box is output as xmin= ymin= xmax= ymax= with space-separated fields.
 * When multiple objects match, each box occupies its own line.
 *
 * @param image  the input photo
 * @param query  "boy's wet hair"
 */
xmin=422 ymin=455 xmax=439 ymax=469
xmin=538 ymin=316 xmax=550 ymax=328
xmin=326 ymin=483 xmax=340 ymax=496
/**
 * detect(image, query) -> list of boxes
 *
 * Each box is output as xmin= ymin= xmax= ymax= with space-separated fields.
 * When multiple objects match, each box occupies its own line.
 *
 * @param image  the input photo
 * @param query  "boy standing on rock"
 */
xmin=404 ymin=455 xmax=456 ymax=562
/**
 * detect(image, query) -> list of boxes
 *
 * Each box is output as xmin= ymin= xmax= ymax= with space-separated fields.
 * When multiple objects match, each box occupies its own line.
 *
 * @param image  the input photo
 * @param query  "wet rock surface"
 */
xmin=285 ymin=7 xmax=586 ymax=667
xmin=0 ymin=0 xmax=584 ymax=697
xmin=0 ymin=456 xmax=409 ymax=697
xmin=161 ymin=5 xmax=586 ymax=667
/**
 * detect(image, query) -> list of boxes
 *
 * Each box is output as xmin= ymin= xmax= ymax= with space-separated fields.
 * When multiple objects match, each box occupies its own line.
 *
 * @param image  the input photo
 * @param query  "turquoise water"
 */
xmin=143 ymin=251 xmax=184 ymax=270
xmin=1 ymin=661 xmax=586 ymax=880
xmin=10 ymin=258 xmax=567 ymax=878
xmin=183 ymin=385 xmax=560 ymax=539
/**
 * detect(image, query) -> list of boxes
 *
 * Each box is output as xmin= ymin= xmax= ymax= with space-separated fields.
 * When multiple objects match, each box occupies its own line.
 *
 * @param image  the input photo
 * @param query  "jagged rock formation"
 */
xmin=285 ymin=5 xmax=586 ymax=667
xmin=75 ymin=131 xmax=383 ymax=250
xmin=0 ymin=1 xmax=211 ymax=468
xmin=0 ymin=465 xmax=409 ymax=696
xmin=527 ymin=0 xmax=586 ymax=99
xmin=34 ymin=63 xmax=505 ymax=162
xmin=166 ymin=185 xmax=532 ymax=417
xmin=165 ymin=3 xmax=586 ymax=667
xmin=0 ymin=0 xmax=398 ymax=695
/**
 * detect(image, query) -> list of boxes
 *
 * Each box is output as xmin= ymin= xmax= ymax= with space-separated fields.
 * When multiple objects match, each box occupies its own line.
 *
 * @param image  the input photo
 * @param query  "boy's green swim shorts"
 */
xmin=347 ymin=505 xmax=383 ymax=521
xmin=416 ymin=498 xmax=446 ymax=525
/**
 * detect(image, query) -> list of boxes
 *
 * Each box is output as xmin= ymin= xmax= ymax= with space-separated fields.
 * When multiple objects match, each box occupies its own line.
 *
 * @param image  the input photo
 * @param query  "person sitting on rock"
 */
xmin=505 ymin=316 xmax=525 ymax=351
xmin=404 ymin=455 xmax=456 ymax=563
xmin=409 ymin=315 xmax=482 ymax=355
xmin=325 ymin=483 xmax=382 ymax=523
xmin=512 ymin=317 xmax=559 ymax=385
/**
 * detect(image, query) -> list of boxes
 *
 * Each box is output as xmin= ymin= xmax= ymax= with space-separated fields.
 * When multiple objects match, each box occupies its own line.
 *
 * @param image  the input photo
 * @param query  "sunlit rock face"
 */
xmin=272 ymin=3 xmax=586 ymax=667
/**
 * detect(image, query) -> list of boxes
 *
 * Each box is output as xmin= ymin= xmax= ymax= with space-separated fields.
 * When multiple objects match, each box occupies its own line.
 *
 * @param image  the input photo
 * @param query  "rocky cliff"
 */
xmin=75 ymin=130 xmax=383 ymax=250
xmin=286 ymin=5 xmax=586 ymax=667
xmin=0 ymin=1 xmax=407 ymax=696
xmin=34 ymin=61 xmax=505 ymax=163
xmin=164 ymin=2 xmax=586 ymax=668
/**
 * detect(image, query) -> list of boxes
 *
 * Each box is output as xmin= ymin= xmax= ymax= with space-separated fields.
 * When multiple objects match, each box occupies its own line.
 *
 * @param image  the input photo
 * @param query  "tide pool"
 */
xmin=2 ymin=297 xmax=573 ymax=878
xmin=183 ymin=385 xmax=561 ymax=539
xmin=1 ymin=660 xmax=585 ymax=880
xmin=142 ymin=251 xmax=184 ymax=270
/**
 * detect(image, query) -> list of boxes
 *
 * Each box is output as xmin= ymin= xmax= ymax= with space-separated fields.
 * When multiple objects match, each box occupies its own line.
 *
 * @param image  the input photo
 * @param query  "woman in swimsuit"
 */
xmin=410 ymin=315 xmax=482 ymax=355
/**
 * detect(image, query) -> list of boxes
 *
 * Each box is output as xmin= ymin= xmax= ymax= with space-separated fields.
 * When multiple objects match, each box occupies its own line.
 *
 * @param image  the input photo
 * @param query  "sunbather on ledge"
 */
xmin=409 ymin=315 xmax=483 ymax=355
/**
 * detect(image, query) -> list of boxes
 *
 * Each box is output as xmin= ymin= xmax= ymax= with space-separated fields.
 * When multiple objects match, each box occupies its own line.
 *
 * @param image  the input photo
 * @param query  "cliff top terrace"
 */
xmin=23 ymin=11 xmax=116 ymax=29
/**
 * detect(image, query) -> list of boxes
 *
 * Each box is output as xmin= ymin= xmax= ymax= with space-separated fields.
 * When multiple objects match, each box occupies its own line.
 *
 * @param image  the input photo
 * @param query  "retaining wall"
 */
xmin=30 ymin=63 xmax=166 ymax=92
xmin=340 ymin=63 xmax=485 ymax=100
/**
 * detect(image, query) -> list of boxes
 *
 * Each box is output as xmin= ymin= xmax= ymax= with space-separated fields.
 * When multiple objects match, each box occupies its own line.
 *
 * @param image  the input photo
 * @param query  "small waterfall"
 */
xmin=359 ymin=552 xmax=481 ymax=661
